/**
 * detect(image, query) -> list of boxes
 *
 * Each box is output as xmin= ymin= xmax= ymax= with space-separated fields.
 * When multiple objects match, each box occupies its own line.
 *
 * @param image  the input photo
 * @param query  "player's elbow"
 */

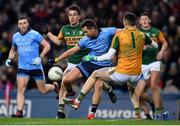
xmin=46 ymin=43 xmax=51 ymax=52
xmin=54 ymin=39 xmax=62 ymax=46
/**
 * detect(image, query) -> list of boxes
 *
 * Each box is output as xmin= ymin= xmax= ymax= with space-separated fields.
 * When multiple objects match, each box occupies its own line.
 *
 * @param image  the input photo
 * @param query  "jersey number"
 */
xmin=131 ymin=32 xmax=135 ymax=48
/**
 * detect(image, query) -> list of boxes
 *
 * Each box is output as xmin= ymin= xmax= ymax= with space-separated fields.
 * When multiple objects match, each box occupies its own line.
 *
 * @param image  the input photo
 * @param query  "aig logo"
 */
xmin=0 ymin=99 xmax=32 ymax=118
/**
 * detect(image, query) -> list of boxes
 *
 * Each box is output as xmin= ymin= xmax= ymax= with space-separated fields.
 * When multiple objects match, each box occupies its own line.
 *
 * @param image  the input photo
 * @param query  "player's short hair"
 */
xmin=140 ymin=12 xmax=151 ymax=18
xmin=18 ymin=17 xmax=30 ymax=23
xmin=123 ymin=12 xmax=137 ymax=26
xmin=81 ymin=19 xmax=98 ymax=29
xmin=68 ymin=5 xmax=81 ymax=15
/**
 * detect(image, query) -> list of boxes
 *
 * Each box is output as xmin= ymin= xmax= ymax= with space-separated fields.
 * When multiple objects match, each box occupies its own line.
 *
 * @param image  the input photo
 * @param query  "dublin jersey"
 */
xmin=78 ymin=27 xmax=117 ymax=66
xmin=12 ymin=29 xmax=43 ymax=70
xmin=140 ymin=27 xmax=166 ymax=64
xmin=58 ymin=23 xmax=88 ymax=64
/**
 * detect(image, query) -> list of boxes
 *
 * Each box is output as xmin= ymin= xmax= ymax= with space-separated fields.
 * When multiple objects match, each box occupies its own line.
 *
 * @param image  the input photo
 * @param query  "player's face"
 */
xmin=139 ymin=15 xmax=151 ymax=28
xmin=82 ymin=26 xmax=97 ymax=38
xmin=68 ymin=10 xmax=80 ymax=26
xmin=18 ymin=19 xmax=29 ymax=34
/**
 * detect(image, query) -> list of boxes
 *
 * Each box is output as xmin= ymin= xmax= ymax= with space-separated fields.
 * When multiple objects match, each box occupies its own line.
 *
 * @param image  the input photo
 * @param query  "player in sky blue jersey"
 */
xmin=5 ymin=17 xmax=59 ymax=118
xmin=48 ymin=19 xmax=118 ymax=118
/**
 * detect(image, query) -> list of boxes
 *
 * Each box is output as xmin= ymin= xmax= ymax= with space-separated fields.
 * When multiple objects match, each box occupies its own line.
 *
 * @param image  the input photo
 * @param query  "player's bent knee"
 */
xmin=62 ymin=78 xmax=73 ymax=85
xmin=95 ymin=81 xmax=104 ymax=90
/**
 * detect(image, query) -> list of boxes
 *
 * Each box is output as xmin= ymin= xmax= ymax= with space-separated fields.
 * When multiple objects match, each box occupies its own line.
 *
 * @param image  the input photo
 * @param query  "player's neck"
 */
xmin=126 ymin=25 xmax=136 ymax=30
xmin=19 ymin=28 xmax=31 ymax=35
xmin=141 ymin=26 xmax=151 ymax=30
xmin=70 ymin=22 xmax=79 ymax=27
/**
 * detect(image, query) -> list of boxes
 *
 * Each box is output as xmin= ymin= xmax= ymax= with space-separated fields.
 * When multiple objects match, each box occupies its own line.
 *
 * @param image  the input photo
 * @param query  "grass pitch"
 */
xmin=0 ymin=118 xmax=180 ymax=125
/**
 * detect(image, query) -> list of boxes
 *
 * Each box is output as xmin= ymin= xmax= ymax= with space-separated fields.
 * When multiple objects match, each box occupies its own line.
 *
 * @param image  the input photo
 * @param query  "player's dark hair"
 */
xmin=123 ymin=12 xmax=137 ymax=26
xmin=18 ymin=17 xmax=29 ymax=22
xmin=140 ymin=12 xmax=151 ymax=18
xmin=81 ymin=19 xmax=98 ymax=30
xmin=68 ymin=5 xmax=81 ymax=15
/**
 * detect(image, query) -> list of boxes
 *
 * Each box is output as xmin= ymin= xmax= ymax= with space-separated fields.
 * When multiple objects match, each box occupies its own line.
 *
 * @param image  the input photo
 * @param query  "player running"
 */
xmin=137 ymin=12 xmax=169 ymax=120
xmin=5 ymin=17 xmax=59 ymax=118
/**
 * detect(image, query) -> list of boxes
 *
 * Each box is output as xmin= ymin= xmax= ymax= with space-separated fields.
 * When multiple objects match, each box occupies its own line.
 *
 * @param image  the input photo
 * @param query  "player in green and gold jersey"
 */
xmin=138 ymin=12 xmax=169 ymax=120
xmin=43 ymin=5 xmax=88 ymax=118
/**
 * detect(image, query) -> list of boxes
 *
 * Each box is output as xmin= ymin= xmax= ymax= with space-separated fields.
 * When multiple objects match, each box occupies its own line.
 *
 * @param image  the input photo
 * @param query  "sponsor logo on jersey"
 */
xmin=65 ymin=36 xmax=83 ymax=45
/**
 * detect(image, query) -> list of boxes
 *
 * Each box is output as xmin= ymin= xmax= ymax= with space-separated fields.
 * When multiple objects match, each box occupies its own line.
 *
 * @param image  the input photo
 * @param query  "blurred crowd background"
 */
xmin=0 ymin=0 xmax=180 ymax=95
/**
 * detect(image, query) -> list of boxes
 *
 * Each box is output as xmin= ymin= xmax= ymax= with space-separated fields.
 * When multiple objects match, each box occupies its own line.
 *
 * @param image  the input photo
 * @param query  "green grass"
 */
xmin=0 ymin=118 xmax=180 ymax=125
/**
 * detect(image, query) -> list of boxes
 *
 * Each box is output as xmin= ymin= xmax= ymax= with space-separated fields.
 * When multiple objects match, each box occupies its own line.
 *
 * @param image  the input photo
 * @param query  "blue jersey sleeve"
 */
xmin=12 ymin=35 xmax=17 ymax=48
xmin=35 ymin=31 xmax=44 ymax=44
xmin=102 ymin=27 xmax=117 ymax=36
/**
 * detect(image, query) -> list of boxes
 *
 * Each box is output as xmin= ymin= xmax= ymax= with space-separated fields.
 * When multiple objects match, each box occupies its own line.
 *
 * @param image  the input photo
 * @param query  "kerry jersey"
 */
xmin=57 ymin=23 xmax=88 ymax=64
xmin=140 ymin=27 xmax=166 ymax=64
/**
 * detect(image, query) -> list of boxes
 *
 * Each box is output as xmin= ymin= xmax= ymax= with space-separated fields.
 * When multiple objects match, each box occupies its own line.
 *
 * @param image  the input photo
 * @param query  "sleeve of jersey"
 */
xmin=144 ymin=34 xmax=152 ymax=45
xmin=57 ymin=29 xmax=64 ymax=40
xmin=109 ymin=27 xmax=117 ymax=35
xmin=158 ymin=31 xmax=166 ymax=43
xmin=111 ymin=35 xmax=119 ymax=50
xmin=96 ymin=35 xmax=118 ymax=61
xmin=36 ymin=32 xmax=44 ymax=43
xmin=12 ymin=36 xmax=17 ymax=48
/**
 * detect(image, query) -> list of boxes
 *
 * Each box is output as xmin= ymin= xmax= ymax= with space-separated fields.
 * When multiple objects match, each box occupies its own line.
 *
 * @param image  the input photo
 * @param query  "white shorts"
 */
xmin=109 ymin=71 xmax=141 ymax=86
xmin=142 ymin=61 xmax=161 ymax=80
xmin=64 ymin=62 xmax=78 ymax=73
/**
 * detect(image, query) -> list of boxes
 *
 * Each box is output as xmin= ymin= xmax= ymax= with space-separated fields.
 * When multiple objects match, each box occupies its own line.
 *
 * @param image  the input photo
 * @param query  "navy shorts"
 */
xmin=17 ymin=68 xmax=44 ymax=80
xmin=76 ymin=62 xmax=110 ymax=78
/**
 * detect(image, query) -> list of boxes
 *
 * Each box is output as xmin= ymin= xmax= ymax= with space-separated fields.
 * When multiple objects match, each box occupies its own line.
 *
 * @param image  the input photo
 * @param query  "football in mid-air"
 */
xmin=48 ymin=66 xmax=63 ymax=81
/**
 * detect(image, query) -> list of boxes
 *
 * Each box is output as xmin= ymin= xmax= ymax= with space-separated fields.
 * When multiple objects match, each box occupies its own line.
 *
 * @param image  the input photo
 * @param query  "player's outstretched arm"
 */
xmin=54 ymin=45 xmax=81 ymax=63
xmin=82 ymin=48 xmax=116 ymax=62
xmin=96 ymin=48 xmax=116 ymax=61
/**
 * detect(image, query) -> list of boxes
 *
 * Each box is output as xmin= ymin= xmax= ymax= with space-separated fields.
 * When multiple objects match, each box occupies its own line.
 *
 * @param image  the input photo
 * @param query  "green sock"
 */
xmin=103 ymin=83 xmax=111 ymax=92
xmin=160 ymin=107 xmax=165 ymax=113
xmin=134 ymin=108 xmax=140 ymax=115
xmin=58 ymin=104 xmax=65 ymax=113
xmin=155 ymin=108 xmax=161 ymax=114
xmin=77 ymin=92 xmax=86 ymax=102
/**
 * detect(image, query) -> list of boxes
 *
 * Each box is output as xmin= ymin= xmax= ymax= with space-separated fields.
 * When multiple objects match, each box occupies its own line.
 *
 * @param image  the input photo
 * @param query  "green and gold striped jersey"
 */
xmin=140 ymin=27 xmax=166 ymax=64
xmin=57 ymin=23 xmax=88 ymax=64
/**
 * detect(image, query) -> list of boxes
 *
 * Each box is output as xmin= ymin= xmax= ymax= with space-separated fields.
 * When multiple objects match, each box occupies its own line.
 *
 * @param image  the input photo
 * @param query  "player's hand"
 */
xmin=5 ymin=59 xmax=12 ymax=67
xmin=39 ymin=23 xmax=49 ymax=34
xmin=48 ymin=58 xmax=56 ymax=65
xmin=82 ymin=55 xmax=97 ymax=62
xmin=32 ymin=57 xmax=42 ymax=65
